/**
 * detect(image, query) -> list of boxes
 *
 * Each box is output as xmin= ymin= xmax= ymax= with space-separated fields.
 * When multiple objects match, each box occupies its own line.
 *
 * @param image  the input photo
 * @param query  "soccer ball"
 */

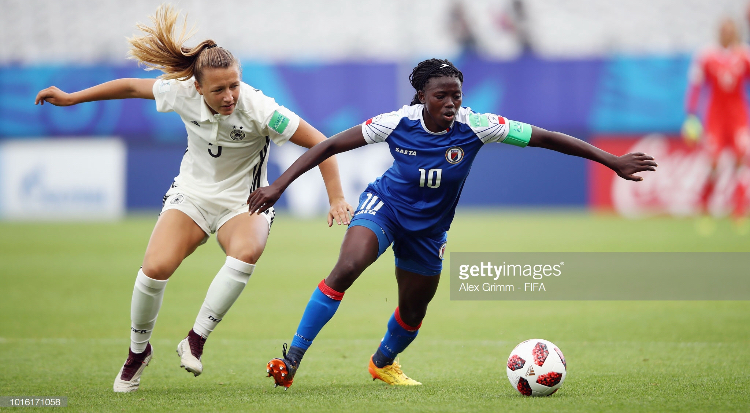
xmin=506 ymin=339 xmax=566 ymax=396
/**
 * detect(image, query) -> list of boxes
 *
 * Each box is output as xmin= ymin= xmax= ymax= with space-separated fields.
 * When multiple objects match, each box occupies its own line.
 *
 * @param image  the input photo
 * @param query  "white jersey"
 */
xmin=153 ymin=78 xmax=300 ymax=210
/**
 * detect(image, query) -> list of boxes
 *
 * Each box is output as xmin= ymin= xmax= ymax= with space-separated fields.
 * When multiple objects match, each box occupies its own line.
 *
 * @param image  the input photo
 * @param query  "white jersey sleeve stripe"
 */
xmin=477 ymin=123 xmax=509 ymax=144
xmin=361 ymin=110 xmax=404 ymax=144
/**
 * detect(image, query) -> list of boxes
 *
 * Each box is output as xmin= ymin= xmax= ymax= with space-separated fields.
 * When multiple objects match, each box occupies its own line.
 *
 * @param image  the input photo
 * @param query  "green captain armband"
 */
xmin=503 ymin=120 xmax=532 ymax=147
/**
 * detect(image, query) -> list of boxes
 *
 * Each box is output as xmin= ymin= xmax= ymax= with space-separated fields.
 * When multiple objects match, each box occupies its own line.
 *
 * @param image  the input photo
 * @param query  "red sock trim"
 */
xmin=318 ymin=279 xmax=344 ymax=301
xmin=395 ymin=307 xmax=421 ymax=331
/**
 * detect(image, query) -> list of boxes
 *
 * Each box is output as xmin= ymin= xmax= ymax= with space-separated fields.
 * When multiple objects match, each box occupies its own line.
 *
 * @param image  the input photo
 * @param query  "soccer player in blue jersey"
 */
xmin=248 ymin=58 xmax=657 ymax=388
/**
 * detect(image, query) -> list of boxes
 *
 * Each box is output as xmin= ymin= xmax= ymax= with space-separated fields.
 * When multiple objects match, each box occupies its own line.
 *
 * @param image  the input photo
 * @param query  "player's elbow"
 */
xmin=319 ymin=138 xmax=344 ymax=160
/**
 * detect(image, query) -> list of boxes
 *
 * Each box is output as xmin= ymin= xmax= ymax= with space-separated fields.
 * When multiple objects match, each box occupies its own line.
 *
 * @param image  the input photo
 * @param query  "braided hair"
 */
xmin=409 ymin=58 xmax=464 ymax=105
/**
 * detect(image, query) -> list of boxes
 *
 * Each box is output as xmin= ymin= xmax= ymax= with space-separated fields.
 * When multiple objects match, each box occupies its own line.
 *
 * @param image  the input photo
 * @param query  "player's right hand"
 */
xmin=681 ymin=115 xmax=703 ymax=145
xmin=35 ymin=86 xmax=75 ymax=106
xmin=247 ymin=184 xmax=282 ymax=215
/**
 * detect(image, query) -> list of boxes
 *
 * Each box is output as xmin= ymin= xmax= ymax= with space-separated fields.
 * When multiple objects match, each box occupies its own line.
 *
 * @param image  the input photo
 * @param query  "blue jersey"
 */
xmin=360 ymin=104 xmax=526 ymax=235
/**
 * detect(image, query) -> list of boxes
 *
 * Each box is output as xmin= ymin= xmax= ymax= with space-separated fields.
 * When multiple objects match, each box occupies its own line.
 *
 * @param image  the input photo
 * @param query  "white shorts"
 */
xmin=161 ymin=184 xmax=275 ymax=243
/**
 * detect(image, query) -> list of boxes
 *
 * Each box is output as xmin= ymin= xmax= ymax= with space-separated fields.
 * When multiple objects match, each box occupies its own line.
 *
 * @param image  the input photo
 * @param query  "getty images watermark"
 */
xmin=450 ymin=252 xmax=750 ymax=300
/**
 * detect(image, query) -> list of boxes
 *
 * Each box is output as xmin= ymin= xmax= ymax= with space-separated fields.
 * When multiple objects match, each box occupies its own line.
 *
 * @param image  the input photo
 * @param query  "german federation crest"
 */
xmin=230 ymin=125 xmax=246 ymax=141
xmin=446 ymin=147 xmax=464 ymax=164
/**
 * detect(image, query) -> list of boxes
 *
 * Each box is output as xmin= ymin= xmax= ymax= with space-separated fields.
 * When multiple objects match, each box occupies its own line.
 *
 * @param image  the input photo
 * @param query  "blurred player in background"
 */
xmin=35 ymin=4 xmax=352 ymax=393
xmin=249 ymin=58 xmax=657 ymax=388
xmin=684 ymin=17 xmax=750 ymax=227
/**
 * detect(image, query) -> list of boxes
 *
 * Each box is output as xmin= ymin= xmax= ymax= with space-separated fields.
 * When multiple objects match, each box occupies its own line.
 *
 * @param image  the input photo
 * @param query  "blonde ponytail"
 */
xmin=127 ymin=4 xmax=238 ymax=83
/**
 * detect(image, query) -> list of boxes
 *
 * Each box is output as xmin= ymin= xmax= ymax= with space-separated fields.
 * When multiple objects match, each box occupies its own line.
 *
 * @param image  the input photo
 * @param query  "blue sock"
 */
xmin=287 ymin=280 xmax=344 ymax=365
xmin=372 ymin=307 xmax=420 ymax=368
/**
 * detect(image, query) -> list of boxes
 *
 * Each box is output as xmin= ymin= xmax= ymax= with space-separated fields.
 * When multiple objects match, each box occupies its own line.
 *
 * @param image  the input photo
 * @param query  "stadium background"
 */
xmin=2 ymin=0 xmax=748 ymax=218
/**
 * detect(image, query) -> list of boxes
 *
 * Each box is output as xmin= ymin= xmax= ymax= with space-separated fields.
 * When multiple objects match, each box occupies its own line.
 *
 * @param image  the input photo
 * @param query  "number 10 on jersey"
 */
xmin=419 ymin=168 xmax=442 ymax=188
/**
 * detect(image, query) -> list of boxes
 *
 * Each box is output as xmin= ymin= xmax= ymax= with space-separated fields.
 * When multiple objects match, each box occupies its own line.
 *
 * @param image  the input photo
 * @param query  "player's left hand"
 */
xmin=611 ymin=152 xmax=657 ymax=181
xmin=327 ymin=197 xmax=354 ymax=227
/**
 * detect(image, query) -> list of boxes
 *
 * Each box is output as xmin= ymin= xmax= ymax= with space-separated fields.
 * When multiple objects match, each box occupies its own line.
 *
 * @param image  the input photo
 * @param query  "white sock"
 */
xmin=192 ymin=257 xmax=254 ymax=338
xmin=130 ymin=269 xmax=168 ymax=353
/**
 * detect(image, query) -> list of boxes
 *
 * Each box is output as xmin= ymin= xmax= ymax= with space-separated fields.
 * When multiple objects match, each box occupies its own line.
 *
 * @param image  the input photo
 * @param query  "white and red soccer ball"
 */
xmin=506 ymin=339 xmax=566 ymax=396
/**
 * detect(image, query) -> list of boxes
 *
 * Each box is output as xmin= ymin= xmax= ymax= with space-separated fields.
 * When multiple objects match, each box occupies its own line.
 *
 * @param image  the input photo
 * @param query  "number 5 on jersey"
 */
xmin=419 ymin=168 xmax=442 ymax=188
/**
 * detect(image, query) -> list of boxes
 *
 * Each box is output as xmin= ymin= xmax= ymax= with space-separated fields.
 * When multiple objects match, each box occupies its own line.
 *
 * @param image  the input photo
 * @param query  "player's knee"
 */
xmin=223 ymin=239 xmax=264 ymax=265
xmin=328 ymin=258 xmax=365 ymax=289
xmin=141 ymin=260 xmax=177 ymax=281
xmin=230 ymin=248 xmax=261 ymax=265
xmin=338 ymin=258 xmax=366 ymax=278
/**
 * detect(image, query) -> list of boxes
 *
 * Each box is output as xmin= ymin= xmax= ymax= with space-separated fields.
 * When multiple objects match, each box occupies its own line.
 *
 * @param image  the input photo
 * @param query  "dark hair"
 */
xmin=409 ymin=58 xmax=464 ymax=105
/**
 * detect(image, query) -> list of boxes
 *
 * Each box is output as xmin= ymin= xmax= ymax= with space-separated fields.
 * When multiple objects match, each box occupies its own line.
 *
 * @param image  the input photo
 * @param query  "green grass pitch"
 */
xmin=1 ymin=211 xmax=749 ymax=412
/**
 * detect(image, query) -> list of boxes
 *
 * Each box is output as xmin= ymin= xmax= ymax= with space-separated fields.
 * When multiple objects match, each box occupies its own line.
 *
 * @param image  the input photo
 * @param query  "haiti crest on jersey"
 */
xmin=445 ymin=146 xmax=464 ymax=164
xmin=230 ymin=125 xmax=246 ymax=141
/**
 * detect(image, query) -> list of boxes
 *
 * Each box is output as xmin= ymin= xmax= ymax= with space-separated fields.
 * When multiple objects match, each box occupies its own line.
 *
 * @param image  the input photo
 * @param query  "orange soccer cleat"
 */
xmin=266 ymin=344 xmax=298 ymax=390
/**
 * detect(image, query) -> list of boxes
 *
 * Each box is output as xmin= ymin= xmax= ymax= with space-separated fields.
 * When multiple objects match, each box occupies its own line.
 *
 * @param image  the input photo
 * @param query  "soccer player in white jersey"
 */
xmin=35 ymin=5 xmax=353 ymax=393
xmin=248 ymin=59 xmax=657 ymax=388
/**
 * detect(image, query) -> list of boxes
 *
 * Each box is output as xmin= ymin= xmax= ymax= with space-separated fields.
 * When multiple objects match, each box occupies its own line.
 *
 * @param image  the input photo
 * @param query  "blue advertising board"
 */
xmin=0 ymin=56 xmax=692 ymax=211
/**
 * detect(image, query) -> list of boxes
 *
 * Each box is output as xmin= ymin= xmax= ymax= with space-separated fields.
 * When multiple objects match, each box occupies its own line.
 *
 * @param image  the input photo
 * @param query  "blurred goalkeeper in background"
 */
xmin=684 ymin=17 xmax=750 ymax=226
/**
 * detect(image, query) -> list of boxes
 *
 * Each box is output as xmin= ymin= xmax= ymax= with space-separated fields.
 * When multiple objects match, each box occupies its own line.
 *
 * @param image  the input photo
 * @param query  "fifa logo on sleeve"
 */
xmin=469 ymin=113 xmax=489 ymax=128
xmin=269 ymin=110 xmax=290 ymax=134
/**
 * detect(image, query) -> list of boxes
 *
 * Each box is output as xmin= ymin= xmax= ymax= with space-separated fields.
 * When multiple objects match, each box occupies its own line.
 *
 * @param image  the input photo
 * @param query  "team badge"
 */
xmin=170 ymin=194 xmax=185 ymax=205
xmin=230 ymin=125 xmax=245 ymax=141
xmin=438 ymin=242 xmax=447 ymax=259
xmin=445 ymin=147 xmax=464 ymax=164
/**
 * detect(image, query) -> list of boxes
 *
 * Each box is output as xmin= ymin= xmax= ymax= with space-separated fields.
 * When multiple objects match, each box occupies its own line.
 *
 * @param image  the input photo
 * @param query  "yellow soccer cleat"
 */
xmin=368 ymin=356 xmax=422 ymax=386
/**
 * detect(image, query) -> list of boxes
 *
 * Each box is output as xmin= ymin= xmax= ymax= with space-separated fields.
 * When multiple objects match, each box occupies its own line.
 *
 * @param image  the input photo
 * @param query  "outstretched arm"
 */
xmin=35 ymin=78 xmax=156 ymax=106
xmin=528 ymin=126 xmax=657 ymax=181
xmin=249 ymin=125 xmax=367 ymax=214
xmin=288 ymin=119 xmax=356 ymax=226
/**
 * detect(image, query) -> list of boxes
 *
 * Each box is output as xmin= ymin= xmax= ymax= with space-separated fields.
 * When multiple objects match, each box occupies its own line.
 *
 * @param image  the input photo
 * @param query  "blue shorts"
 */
xmin=349 ymin=191 xmax=447 ymax=276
